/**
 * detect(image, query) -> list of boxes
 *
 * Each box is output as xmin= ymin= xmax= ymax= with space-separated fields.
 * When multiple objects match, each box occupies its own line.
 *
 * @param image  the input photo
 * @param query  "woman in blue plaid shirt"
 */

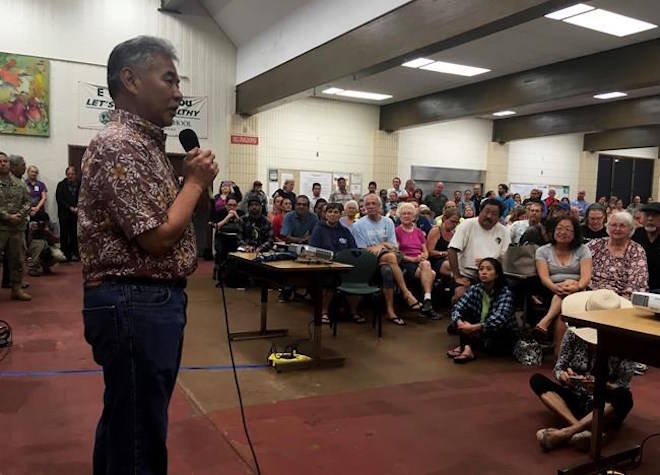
xmin=448 ymin=257 xmax=518 ymax=363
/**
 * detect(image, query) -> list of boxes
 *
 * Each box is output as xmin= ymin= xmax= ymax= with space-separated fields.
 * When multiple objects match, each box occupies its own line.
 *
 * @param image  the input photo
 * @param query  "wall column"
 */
xmin=373 ymin=130 xmax=399 ymax=191
xmin=485 ymin=142 xmax=508 ymax=193
xmin=228 ymin=114 xmax=259 ymax=194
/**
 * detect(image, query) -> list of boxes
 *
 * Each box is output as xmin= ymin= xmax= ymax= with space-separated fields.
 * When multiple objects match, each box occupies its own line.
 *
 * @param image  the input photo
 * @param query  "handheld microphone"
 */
xmin=179 ymin=128 xmax=200 ymax=152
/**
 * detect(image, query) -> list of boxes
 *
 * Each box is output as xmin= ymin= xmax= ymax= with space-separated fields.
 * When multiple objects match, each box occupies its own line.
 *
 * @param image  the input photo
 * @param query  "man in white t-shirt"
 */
xmin=387 ymin=177 xmax=407 ymax=198
xmin=448 ymin=198 xmax=511 ymax=301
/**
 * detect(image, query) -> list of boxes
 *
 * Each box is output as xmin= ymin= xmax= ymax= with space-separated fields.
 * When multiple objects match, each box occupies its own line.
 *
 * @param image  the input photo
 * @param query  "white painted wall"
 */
xmin=204 ymin=0 xmax=410 ymax=83
xmin=397 ymin=119 xmax=492 ymax=178
xmin=507 ymin=133 xmax=583 ymax=198
xmin=256 ymin=97 xmax=379 ymax=191
xmin=0 ymin=0 xmax=235 ymax=220
xmin=599 ymin=147 xmax=659 ymax=159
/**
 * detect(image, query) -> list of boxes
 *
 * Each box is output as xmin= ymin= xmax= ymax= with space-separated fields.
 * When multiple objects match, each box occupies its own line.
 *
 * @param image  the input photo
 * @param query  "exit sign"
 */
xmin=231 ymin=135 xmax=258 ymax=145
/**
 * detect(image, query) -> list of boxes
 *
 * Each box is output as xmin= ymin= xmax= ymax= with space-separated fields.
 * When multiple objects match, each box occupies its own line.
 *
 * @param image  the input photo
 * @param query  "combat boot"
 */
xmin=11 ymin=286 xmax=31 ymax=301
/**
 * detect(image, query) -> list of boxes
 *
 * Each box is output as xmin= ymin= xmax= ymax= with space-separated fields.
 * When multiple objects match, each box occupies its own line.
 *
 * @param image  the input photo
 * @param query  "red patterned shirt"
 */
xmin=78 ymin=109 xmax=197 ymax=285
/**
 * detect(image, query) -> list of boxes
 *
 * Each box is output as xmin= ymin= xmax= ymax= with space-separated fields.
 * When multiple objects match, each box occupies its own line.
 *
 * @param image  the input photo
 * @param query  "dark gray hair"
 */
xmin=8 ymin=154 xmax=24 ymax=166
xmin=107 ymin=36 xmax=178 ymax=99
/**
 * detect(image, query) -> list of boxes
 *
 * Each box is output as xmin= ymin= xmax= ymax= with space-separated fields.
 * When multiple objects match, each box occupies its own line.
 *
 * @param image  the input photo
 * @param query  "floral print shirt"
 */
xmin=78 ymin=110 xmax=197 ymax=285
xmin=587 ymin=238 xmax=648 ymax=299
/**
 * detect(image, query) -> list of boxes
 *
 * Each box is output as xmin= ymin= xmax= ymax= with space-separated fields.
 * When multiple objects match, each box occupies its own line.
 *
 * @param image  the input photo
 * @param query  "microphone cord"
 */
xmin=218 ymin=279 xmax=262 ymax=475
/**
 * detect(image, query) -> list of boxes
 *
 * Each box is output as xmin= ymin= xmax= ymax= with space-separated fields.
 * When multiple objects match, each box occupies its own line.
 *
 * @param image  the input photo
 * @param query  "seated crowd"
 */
xmin=209 ymin=175 xmax=657 ymax=452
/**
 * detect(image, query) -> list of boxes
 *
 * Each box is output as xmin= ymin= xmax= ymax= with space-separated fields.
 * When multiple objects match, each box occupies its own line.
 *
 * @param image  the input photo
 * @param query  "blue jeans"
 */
xmin=83 ymin=282 xmax=187 ymax=475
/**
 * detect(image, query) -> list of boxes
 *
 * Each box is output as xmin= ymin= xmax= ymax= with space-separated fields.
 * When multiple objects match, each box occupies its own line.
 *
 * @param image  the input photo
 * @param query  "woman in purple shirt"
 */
xmin=25 ymin=165 xmax=47 ymax=217
xmin=395 ymin=202 xmax=437 ymax=316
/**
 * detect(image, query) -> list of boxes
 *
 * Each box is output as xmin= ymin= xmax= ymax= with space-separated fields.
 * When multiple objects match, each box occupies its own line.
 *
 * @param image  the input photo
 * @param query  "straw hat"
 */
xmin=561 ymin=289 xmax=632 ymax=316
xmin=563 ymin=289 xmax=632 ymax=346
xmin=570 ymin=327 xmax=598 ymax=345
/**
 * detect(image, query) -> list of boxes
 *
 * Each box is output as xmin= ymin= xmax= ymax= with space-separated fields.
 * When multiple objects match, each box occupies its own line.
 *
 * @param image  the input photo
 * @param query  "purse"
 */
xmin=503 ymin=244 xmax=538 ymax=276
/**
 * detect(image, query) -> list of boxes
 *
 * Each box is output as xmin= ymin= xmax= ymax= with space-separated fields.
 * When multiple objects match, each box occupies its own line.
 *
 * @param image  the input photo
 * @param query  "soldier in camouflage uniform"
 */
xmin=0 ymin=152 xmax=31 ymax=300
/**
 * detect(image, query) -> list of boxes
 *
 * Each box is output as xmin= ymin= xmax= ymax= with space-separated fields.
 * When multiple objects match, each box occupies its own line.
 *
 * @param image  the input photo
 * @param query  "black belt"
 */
xmin=102 ymin=276 xmax=187 ymax=288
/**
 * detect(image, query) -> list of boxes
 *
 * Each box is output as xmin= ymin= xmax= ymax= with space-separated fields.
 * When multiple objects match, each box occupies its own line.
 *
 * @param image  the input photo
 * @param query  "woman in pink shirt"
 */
xmin=396 ymin=202 xmax=437 ymax=316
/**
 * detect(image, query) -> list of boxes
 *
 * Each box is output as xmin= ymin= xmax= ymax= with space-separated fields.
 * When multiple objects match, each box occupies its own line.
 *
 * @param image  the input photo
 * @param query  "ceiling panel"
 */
xmin=318 ymin=0 xmax=660 ymax=106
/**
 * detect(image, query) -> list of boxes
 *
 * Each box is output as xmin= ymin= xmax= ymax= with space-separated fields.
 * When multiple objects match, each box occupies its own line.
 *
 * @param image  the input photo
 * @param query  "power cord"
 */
xmin=218 ymin=281 xmax=262 ymax=475
xmin=623 ymin=432 xmax=660 ymax=471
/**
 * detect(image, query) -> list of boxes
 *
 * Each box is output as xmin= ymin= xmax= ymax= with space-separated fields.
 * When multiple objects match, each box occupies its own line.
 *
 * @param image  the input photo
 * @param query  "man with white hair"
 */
xmin=352 ymin=193 xmax=423 ymax=325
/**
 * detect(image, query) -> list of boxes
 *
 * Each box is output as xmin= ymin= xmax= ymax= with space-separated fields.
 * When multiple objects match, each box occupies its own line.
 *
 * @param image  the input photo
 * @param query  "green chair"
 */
xmin=333 ymin=249 xmax=383 ymax=337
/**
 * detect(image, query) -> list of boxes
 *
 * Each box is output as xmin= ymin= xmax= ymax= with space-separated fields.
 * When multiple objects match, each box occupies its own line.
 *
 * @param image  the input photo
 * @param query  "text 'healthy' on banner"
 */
xmin=78 ymin=82 xmax=208 ymax=138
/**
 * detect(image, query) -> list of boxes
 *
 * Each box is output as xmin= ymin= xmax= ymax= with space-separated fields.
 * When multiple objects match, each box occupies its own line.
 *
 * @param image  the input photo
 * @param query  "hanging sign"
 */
xmin=77 ymin=82 xmax=208 ymax=138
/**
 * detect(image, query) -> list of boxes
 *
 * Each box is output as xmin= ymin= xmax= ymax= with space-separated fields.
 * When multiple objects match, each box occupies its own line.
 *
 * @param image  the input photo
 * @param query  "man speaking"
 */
xmin=78 ymin=36 xmax=218 ymax=474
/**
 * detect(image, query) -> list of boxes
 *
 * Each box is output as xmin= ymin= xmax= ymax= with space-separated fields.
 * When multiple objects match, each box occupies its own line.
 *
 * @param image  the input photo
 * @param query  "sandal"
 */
xmin=321 ymin=314 xmax=331 ymax=324
xmin=447 ymin=346 xmax=463 ymax=358
xmin=536 ymin=428 xmax=564 ymax=451
xmin=352 ymin=314 xmax=367 ymax=324
xmin=405 ymin=299 xmax=423 ymax=311
xmin=453 ymin=350 xmax=475 ymax=364
xmin=533 ymin=325 xmax=548 ymax=337
xmin=388 ymin=316 xmax=406 ymax=326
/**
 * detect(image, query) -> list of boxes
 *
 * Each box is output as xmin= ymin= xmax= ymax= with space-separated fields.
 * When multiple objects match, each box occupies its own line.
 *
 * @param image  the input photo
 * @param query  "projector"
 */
xmin=631 ymin=292 xmax=660 ymax=314
xmin=287 ymin=244 xmax=334 ymax=262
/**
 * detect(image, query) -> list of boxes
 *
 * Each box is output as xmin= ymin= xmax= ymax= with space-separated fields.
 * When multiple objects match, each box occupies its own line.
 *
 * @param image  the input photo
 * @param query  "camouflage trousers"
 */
xmin=0 ymin=230 xmax=25 ymax=286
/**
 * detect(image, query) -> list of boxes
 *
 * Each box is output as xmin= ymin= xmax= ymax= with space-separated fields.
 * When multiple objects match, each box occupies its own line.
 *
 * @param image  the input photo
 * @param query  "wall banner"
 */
xmin=77 ymin=82 xmax=208 ymax=138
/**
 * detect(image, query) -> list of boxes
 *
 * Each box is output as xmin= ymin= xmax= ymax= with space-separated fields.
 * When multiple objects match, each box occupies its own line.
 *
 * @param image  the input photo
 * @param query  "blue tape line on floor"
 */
xmin=0 ymin=363 xmax=269 ymax=378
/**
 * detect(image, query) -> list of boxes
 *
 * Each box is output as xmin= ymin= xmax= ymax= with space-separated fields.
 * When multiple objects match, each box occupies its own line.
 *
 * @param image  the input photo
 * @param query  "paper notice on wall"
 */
xmin=350 ymin=173 xmax=362 ymax=185
xmin=351 ymin=184 xmax=362 ymax=196
xmin=300 ymin=171 xmax=332 ymax=199
xmin=77 ymin=82 xmax=208 ymax=137
xmin=268 ymin=181 xmax=279 ymax=198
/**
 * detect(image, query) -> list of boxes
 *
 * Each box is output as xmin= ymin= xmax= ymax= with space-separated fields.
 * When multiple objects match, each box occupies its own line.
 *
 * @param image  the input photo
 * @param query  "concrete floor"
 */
xmin=2 ymin=261 xmax=660 ymax=474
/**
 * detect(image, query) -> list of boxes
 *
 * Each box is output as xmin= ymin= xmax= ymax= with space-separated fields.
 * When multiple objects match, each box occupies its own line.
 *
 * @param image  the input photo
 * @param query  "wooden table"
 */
xmin=560 ymin=307 xmax=660 ymax=474
xmin=227 ymin=252 xmax=353 ymax=371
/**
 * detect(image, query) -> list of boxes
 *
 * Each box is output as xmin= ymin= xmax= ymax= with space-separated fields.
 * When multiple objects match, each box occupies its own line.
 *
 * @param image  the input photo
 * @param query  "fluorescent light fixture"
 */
xmin=402 ymin=58 xmax=435 ymax=68
xmin=322 ymin=87 xmax=344 ymax=95
xmin=492 ymin=110 xmax=516 ymax=117
xmin=593 ymin=91 xmax=627 ymax=99
xmin=563 ymin=9 xmax=657 ymax=37
xmin=335 ymin=90 xmax=393 ymax=101
xmin=419 ymin=60 xmax=490 ymax=77
xmin=545 ymin=3 xmax=594 ymax=20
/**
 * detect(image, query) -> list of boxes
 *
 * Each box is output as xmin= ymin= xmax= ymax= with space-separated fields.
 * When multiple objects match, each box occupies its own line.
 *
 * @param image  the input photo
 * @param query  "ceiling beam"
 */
xmin=159 ymin=0 xmax=187 ymax=13
xmin=583 ymin=126 xmax=660 ymax=152
xmin=492 ymin=96 xmax=660 ymax=142
xmin=236 ymin=0 xmax=575 ymax=115
xmin=381 ymin=38 xmax=660 ymax=131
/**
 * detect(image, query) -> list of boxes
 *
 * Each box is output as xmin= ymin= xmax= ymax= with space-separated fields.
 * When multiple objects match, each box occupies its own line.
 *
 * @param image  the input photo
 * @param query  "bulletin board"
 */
xmin=272 ymin=169 xmax=362 ymax=197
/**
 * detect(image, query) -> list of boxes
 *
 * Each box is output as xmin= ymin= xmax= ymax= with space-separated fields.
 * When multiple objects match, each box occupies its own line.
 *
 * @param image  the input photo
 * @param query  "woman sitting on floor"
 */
xmin=395 ymin=202 xmax=437 ymax=316
xmin=530 ymin=297 xmax=634 ymax=451
xmin=587 ymin=211 xmax=648 ymax=300
xmin=447 ymin=258 xmax=518 ymax=363
xmin=534 ymin=216 xmax=592 ymax=355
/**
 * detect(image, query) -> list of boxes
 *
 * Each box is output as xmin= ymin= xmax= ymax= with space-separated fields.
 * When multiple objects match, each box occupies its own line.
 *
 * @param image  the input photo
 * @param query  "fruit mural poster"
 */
xmin=0 ymin=52 xmax=49 ymax=137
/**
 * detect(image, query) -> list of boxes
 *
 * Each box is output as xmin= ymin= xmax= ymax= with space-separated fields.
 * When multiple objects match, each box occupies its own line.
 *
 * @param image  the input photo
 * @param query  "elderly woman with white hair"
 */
xmin=587 ymin=211 xmax=649 ymax=300
xmin=340 ymin=199 xmax=359 ymax=229
xmin=395 ymin=201 xmax=437 ymax=315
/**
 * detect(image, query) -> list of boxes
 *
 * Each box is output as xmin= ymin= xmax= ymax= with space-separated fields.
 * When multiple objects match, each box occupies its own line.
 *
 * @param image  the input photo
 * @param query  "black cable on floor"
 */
xmin=624 ymin=432 xmax=660 ymax=471
xmin=218 ymin=282 xmax=262 ymax=475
